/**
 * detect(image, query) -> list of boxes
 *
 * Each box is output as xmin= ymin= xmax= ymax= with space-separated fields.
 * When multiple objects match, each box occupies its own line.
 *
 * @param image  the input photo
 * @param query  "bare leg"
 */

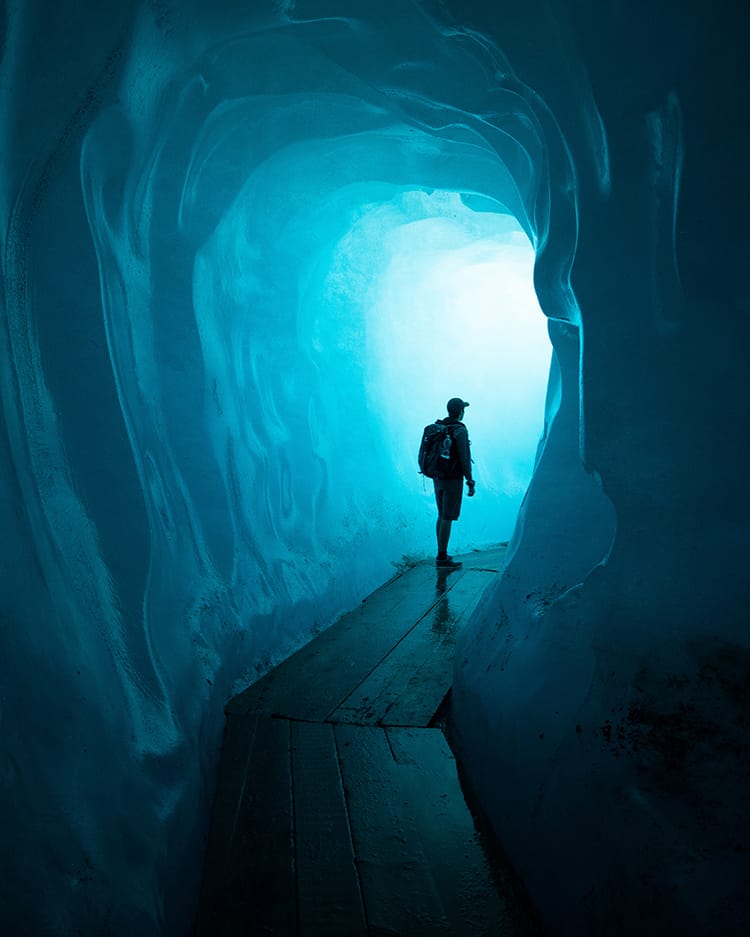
xmin=436 ymin=517 xmax=452 ymax=555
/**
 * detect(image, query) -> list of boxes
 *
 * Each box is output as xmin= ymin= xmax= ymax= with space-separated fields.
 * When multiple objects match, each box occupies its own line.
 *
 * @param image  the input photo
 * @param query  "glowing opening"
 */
xmin=362 ymin=191 xmax=551 ymax=548
xmin=198 ymin=182 xmax=550 ymax=565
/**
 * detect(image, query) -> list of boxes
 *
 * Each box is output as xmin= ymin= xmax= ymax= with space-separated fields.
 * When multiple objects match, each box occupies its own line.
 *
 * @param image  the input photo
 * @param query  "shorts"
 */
xmin=434 ymin=477 xmax=463 ymax=521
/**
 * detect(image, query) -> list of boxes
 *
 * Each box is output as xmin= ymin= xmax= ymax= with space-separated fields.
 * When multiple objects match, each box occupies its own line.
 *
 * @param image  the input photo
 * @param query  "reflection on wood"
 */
xmin=193 ymin=545 xmax=544 ymax=936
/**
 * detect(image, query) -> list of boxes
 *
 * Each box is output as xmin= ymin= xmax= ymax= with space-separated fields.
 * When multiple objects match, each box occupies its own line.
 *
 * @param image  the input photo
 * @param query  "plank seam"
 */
xmin=287 ymin=717 xmax=299 ymax=937
xmin=331 ymin=724 xmax=371 ymax=936
xmin=324 ymin=574 xmax=471 ymax=722
xmin=383 ymin=726 xmax=399 ymax=763
xmin=228 ymin=715 xmax=259 ymax=846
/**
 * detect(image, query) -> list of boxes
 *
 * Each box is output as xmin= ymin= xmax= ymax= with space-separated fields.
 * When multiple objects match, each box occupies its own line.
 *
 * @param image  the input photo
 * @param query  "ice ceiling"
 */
xmin=2 ymin=1 xmax=748 ymax=936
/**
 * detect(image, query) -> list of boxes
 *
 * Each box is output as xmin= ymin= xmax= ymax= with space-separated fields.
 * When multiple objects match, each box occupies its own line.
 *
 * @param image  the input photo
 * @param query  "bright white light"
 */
xmin=364 ymin=191 xmax=551 ymax=547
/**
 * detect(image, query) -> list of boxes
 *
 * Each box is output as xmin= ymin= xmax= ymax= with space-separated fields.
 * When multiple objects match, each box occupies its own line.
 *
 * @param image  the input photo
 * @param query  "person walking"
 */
xmin=433 ymin=397 xmax=475 ymax=569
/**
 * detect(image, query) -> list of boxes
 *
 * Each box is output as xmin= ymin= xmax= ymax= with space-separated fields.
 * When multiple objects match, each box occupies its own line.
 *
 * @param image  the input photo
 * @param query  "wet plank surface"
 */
xmin=194 ymin=545 xmax=544 ymax=937
xmin=330 ymin=569 xmax=496 ymax=727
xmin=227 ymin=548 xmax=508 ymax=725
xmin=334 ymin=724 xmax=452 ymax=936
xmin=292 ymin=721 xmax=367 ymax=937
xmin=227 ymin=563 xmax=449 ymax=720
xmin=384 ymin=727 xmax=519 ymax=936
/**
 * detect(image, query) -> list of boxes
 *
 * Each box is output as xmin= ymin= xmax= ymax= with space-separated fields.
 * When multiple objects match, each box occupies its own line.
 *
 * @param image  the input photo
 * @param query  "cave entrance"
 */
xmin=337 ymin=189 xmax=552 ymax=549
xmin=196 ymin=161 xmax=552 ymax=566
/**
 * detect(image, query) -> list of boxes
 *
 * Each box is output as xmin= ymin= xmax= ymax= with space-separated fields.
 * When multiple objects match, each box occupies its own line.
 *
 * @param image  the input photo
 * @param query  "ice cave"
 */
xmin=1 ymin=1 xmax=748 ymax=935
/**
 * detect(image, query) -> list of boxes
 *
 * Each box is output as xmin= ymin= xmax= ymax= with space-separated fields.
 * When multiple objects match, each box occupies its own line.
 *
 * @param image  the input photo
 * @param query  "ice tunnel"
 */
xmin=1 ymin=1 xmax=749 ymax=936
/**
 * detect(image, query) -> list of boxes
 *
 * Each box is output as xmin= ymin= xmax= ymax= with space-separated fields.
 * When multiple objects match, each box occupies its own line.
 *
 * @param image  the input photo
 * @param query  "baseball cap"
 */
xmin=447 ymin=397 xmax=470 ymax=415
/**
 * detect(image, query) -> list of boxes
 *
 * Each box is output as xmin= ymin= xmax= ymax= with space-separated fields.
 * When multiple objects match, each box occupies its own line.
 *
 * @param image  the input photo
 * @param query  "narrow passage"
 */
xmin=193 ymin=546 xmax=543 ymax=936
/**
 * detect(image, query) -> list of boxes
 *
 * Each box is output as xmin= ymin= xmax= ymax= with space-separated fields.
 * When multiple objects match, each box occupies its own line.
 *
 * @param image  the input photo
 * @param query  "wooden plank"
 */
xmin=292 ymin=721 xmax=368 ymax=937
xmin=194 ymin=547 xmax=520 ymax=937
xmin=332 ymin=570 xmax=495 ymax=727
xmin=389 ymin=569 xmax=496 ymax=727
xmin=193 ymin=712 xmax=258 ymax=936
xmin=195 ymin=716 xmax=296 ymax=937
xmin=334 ymin=724 xmax=452 ymax=936
xmin=227 ymin=562 xmax=465 ymax=721
xmin=385 ymin=727 xmax=529 ymax=937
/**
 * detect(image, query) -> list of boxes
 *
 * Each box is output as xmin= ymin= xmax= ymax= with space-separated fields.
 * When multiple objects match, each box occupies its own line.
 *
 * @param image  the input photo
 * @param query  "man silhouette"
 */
xmin=433 ymin=397 xmax=475 ymax=569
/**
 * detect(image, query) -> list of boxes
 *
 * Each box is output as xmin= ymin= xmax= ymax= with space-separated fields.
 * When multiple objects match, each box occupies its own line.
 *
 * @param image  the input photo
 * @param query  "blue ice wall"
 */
xmin=449 ymin=1 xmax=750 ymax=935
xmin=1 ymin=2 xmax=554 ymax=933
xmin=2 ymin=1 xmax=748 ymax=935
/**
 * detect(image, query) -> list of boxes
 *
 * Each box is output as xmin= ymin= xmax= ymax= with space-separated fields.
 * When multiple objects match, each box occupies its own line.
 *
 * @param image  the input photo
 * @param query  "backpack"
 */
xmin=418 ymin=422 xmax=455 ymax=479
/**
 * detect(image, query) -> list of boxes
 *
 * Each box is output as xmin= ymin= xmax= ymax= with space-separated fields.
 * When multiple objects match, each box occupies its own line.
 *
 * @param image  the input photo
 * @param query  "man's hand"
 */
xmin=467 ymin=480 xmax=476 ymax=497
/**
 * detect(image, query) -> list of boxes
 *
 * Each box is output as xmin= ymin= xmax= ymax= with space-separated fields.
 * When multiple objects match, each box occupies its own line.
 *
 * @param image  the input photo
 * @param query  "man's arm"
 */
xmin=454 ymin=425 xmax=474 ymax=488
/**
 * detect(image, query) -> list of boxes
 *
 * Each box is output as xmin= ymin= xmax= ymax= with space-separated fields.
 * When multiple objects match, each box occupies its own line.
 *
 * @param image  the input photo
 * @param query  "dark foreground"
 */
xmin=193 ymin=546 xmax=544 ymax=936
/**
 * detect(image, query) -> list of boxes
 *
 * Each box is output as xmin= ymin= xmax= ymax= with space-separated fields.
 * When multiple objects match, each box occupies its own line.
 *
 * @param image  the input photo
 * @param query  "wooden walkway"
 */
xmin=193 ymin=546 xmax=542 ymax=937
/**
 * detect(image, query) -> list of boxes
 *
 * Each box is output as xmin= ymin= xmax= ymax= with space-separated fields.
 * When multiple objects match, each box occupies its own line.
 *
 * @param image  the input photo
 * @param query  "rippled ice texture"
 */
xmin=4 ymin=1 xmax=749 ymax=935
xmin=1 ymin=2 xmax=559 ymax=933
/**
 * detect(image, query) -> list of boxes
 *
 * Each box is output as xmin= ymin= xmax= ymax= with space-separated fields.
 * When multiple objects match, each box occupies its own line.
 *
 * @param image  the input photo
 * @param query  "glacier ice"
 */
xmin=1 ymin=2 xmax=551 ymax=933
xmin=1 ymin=1 xmax=748 ymax=935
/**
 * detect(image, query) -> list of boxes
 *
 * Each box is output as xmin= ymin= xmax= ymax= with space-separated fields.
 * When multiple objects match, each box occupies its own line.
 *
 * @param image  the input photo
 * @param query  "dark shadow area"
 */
xmin=436 ymin=691 xmax=549 ymax=937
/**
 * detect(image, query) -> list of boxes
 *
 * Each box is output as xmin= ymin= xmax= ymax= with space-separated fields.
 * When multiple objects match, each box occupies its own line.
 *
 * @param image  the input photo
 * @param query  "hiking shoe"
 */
xmin=436 ymin=555 xmax=462 ymax=569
